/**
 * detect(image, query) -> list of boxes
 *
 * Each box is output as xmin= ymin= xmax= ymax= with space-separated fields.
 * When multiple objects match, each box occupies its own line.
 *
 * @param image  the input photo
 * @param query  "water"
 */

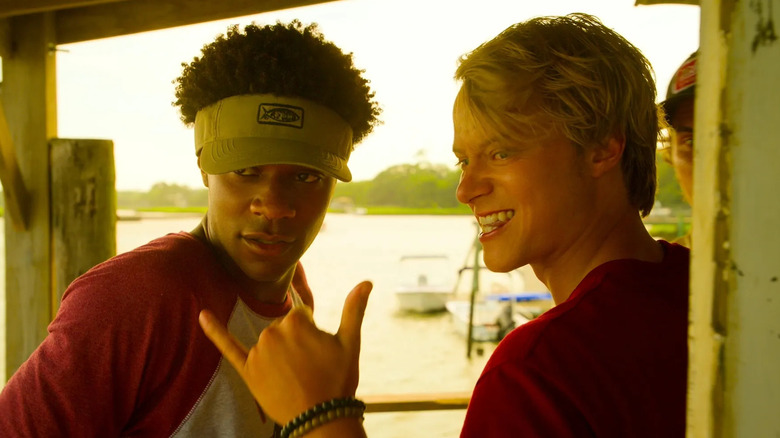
xmin=1 ymin=214 xmax=548 ymax=437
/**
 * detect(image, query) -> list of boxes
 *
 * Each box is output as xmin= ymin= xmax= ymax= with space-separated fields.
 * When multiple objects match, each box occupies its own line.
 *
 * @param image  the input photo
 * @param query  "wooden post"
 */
xmin=0 ymin=101 xmax=31 ymax=231
xmin=466 ymin=230 xmax=481 ymax=359
xmin=688 ymin=1 xmax=780 ymax=436
xmin=2 ymin=12 xmax=56 ymax=381
xmin=50 ymin=139 xmax=116 ymax=311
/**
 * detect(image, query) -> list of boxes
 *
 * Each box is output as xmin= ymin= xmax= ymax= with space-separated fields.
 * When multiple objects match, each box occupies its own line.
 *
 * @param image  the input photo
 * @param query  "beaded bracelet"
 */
xmin=280 ymin=397 xmax=366 ymax=438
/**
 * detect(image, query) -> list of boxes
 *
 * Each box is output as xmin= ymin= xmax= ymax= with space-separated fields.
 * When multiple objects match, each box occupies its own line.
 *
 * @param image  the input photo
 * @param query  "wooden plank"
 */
xmin=634 ymin=0 xmax=699 ymax=4
xmin=0 ymin=100 xmax=30 ymax=231
xmin=2 ymin=12 xmax=56 ymax=380
xmin=55 ymin=0 xmax=340 ymax=44
xmin=0 ymin=0 xmax=127 ymax=19
xmin=0 ymin=18 xmax=9 ymax=57
xmin=686 ymin=3 xmax=726 ymax=435
xmin=361 ymin=391 xmax=471 ymax=413
xmin=50 ymin=139 xmax=116 ymax=312
xmin=689 ymin=2 xmax=780 ymax=435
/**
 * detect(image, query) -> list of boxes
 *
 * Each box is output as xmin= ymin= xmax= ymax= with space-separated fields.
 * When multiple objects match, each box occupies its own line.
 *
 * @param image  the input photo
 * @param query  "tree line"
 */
xmin=95 ymin=157 xmax=688 ymax=213
xmin=116 ymin=162 xmax=465 ymax=210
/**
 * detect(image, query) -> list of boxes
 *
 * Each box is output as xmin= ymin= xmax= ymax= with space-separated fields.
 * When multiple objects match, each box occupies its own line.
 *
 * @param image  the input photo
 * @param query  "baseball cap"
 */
xmin=661 ymin=51 xmax=697 ymax=124
xmin=195 ymin=94 xmax=354 ymax=181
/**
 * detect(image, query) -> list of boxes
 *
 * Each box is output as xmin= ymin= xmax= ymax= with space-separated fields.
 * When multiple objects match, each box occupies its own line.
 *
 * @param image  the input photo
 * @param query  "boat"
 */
xmin=394 ymin=255 xmax=454 ymax=313
xmin=447 ymin=227 xmax=553 ymax=355
xmin=446 ymin=291 xmax=553 ymax=342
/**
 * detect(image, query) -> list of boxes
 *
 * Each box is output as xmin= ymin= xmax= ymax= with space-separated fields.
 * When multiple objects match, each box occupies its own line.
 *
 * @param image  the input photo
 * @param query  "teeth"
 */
xmin=478 ymin=210 xmax=514 ymax=233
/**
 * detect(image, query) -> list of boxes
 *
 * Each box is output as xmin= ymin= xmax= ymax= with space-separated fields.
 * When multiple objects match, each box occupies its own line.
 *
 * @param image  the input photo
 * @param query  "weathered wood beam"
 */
xmin=688 ymin=1 xmax=780 ymax=435
xmin=362 ymin=391 xmax=470 ymax=413
xmin=55 ymin=0 xmax=340 ymax=44
xmin=50 ymin=138 xmax=116 ymax=313
xmin=0 ymin=100 xmax=30 ymax=231
xmin=2 ymin=11 xmax=56 ymax=380
xmin=0 ymin=18 xmax=9 ymax=57
xmin=635 ymin=0 xmax=699 ymax=5
xmin=0 ymin=0 xmax=128 ymax=19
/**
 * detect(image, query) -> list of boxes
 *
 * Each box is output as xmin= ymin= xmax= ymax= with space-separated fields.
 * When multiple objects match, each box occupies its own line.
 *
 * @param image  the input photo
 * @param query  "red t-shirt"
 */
xmin=1 ymin=232 xmax=293 ymax=437
xmin=462 ymin=241 xmax=689 ymax=437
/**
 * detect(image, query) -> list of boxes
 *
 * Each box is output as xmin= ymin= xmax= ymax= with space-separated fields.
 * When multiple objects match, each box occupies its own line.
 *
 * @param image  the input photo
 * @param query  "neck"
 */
xmin=533 ymin=208 xmax=662 ymax=305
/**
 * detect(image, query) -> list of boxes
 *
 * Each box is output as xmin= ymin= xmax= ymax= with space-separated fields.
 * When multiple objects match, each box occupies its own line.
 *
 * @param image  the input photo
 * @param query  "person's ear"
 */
xmin=590 ymin=136 xmax=625 ymax=177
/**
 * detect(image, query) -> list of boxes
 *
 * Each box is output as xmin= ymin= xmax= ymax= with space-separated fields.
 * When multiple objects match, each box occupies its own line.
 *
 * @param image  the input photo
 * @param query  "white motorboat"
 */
xmin=446 ymin=291 xmax=553 ymax=342
xmin=447 ymin=228 xmax=553 ymax=353
xmin=395 ymin=255 xmax=454 ymax=313
xmin=395 ymin=284 xmax=453 ymax=313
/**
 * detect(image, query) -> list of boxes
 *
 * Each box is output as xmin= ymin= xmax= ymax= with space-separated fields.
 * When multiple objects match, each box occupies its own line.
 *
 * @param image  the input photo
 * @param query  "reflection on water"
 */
xmin=1 ymin=214 xmax=546 ymax=437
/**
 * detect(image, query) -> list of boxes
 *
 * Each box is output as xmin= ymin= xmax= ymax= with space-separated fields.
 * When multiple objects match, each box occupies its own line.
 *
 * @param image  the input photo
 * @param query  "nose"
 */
xmin=249 ymin=177 xmax=296 ymax=220
xmin=456 ymin=163 xmax=491 ymax=205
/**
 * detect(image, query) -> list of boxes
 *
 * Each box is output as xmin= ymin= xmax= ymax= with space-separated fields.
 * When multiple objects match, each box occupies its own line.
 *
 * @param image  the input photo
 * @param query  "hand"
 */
xmin=292 ymin=261 xmax=315 ymax=310
xmin=199 ymin=281 xmax=372 ymax=425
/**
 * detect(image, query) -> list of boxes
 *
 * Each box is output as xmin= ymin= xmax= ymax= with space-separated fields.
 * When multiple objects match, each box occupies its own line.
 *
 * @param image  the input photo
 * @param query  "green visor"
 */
xmin=195 ymin=94 xmax=353 ymax=181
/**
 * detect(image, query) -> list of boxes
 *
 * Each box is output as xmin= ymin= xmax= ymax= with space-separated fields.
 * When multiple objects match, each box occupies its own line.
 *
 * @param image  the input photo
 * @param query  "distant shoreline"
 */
xmin=117 ymin=206 xmax=473 ymax=220
xmin=116 ymin=209 xmax=204 ymax=221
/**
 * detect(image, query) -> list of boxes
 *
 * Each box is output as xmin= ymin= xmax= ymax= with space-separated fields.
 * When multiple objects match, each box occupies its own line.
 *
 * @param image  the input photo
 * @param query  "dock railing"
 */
xmin=362 ymin=391 xmax=471 ymax=413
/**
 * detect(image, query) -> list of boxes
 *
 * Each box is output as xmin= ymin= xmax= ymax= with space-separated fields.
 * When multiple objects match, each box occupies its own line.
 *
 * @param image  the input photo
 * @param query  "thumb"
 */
xmin=292 ymin=261 xmax=315 ymax=310
xmin=336 ymin=281 xmax=373 ymax=349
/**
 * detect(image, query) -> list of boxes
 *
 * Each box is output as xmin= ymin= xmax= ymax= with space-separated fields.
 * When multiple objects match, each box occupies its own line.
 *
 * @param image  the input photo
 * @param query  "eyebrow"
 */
xmin=674 ymin=127 xmax=693 ymax=134
xmin=452 ymin=137 xmax=501 ymax=155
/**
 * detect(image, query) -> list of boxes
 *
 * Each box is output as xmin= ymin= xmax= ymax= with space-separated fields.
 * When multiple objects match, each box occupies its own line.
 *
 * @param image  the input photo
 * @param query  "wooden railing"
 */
xmin=362 ymin=391 xmax=471 ymax=413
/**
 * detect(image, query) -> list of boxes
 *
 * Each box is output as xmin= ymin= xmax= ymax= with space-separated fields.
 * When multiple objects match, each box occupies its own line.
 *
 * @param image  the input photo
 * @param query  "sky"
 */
xmin=55 ymin=0 xmax=700 ymax=191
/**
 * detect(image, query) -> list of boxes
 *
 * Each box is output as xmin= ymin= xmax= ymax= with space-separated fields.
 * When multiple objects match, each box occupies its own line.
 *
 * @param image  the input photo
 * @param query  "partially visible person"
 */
xmin=661 ymin=50 xmax=698 ymax=247
xmin=200 ymin=13 xmax=689 ymax=438
xmin=0 ymin=21 xmax=379 ymax=437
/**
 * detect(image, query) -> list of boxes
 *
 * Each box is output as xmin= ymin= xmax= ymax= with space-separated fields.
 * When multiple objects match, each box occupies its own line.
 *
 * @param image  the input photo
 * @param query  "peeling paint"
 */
xmin=750 ymin=0 xmax=778 ymax=52
xmin=714 ymin=337 xmax=727 ymax=435
xmin=730 ymin=261 xmax=745 ymax=276
xmin=72 ymin=177 xmax=98 ymax=218
xmin=719 ymin=122 xmax=734 ymax=140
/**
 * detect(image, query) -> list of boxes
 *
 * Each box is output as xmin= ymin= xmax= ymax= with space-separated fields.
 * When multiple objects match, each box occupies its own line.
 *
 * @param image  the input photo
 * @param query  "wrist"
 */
xmin=300 ymin=417 xmax=366 ymax=438
xmin=280 ymin=397 xmax=366 ymax=438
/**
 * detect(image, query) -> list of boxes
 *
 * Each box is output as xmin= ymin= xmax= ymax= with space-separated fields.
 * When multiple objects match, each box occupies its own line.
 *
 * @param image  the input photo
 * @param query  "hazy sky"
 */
xmin=56 ymin=0 xmax=700 ymax=191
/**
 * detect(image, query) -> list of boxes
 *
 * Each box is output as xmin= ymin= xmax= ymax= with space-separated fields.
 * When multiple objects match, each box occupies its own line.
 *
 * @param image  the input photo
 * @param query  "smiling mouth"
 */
xmin=477 ymin=210 xmax=515 ymax=234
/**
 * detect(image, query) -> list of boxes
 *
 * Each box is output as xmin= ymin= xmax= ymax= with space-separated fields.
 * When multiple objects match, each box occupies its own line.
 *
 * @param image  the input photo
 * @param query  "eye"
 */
xmin=675 ymin=134 xmax=694 ymax=152
xmin=297 ymin=172 xmax=323 ymax=183
xmin=232 ymin=168 xmax=258 ymax=176
xmin=454 ymin=158 xmax=469 ymax=169
xmin=493 ymin=151 xmax=509 ymax=160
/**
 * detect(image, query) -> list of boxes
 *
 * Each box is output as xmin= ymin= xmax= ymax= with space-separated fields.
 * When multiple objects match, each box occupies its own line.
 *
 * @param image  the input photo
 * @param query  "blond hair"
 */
xmin=455 ymin=13 xmax=660 ymax=216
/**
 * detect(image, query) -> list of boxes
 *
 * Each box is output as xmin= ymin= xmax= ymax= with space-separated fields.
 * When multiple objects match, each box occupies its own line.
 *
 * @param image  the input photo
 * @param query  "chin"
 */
xmin=482 ymin=253 xmax=521 ymax=273
xmin=238 ymin=263 xmax=292 ymax=284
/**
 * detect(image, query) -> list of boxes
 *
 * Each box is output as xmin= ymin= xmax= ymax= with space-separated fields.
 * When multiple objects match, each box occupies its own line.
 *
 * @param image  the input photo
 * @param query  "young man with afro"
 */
xmin=0 ymin=20 xmax=380 ymax=437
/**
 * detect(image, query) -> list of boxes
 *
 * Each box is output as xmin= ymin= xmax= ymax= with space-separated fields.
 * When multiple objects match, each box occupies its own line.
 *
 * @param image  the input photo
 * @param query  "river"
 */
xmin=1 ymin=214 xmax=548 ymax=437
